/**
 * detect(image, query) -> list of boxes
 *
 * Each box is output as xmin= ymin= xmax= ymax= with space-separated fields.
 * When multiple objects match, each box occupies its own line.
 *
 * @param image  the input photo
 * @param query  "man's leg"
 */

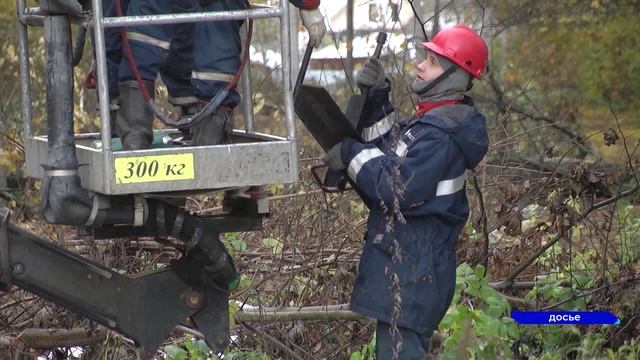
xmin=116 ymin=80 xmax=155 ymax=150
xmin=189 ymin=0 xmax=244 ymax=146
xmin=160 ymin=20 xmax=198 ymax=131
xmin=376 ymin=321 xmax=430 ymax=360
xmin=116 ymin=0 xmax=174 ymax=149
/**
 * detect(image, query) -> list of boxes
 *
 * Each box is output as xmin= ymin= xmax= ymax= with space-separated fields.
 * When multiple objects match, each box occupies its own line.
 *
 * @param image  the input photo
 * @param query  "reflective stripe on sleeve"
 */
xmin=347 ymin=148 xmax=385 ymax=181
xmin=126 ymin=31 xmax=171 ymax=50
xmin=361 ymin=115 xmax=394 ymax=142
xmin=436 ymin=173 xmax=466 ymax=196
xmin=191 ymin=71 xmax=234 ymax=82
xmin=168 ymin=95 xmax=199 ymax=106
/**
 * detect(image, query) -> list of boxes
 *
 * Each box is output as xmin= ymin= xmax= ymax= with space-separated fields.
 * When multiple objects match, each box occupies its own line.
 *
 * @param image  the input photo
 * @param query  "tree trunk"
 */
xmin=0 ymin=166 xmax=6 ymax=207
xmin=431 ymin=0 xmax=441 ymax=38
xmin=346 ymin=0 xmax=354 ymax=85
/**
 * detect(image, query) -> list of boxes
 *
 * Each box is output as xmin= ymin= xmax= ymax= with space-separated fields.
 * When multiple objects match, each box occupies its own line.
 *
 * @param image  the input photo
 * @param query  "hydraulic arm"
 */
xmin=0 ymin=207 xmax=251 ymax=355
xmin=6 ymin=0 xmax=277 ymax=354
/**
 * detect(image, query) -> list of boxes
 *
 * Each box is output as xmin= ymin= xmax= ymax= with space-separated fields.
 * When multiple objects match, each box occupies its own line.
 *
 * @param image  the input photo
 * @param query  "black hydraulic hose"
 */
xmin=39 ymin=15 xmax=137 ymax=227
xmin=41 ymin=15 xmax=93 ymax=225
xmin=44 ymin=16 xmax=79 ymax=170
xmin=145 ymin=200 xmax=237 ymax=287
xmin=72 ymin=24 xmax=87 ymax=67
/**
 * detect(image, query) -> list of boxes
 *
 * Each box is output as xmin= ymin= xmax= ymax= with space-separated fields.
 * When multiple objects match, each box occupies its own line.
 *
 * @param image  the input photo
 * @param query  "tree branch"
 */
xmin=239 ymin=322 xmax=304 ymax=360
xmin=501 ymin=293 xmax=535 ymax=309
xmin=471 ymin=173 xmax=490 ymax=273
xmin=541 ymin=276 xmax=639 ymax=311
xmin=16 ymin=328 xmax=108 ymax=350
xmin=494 ymin=184 xmax=640 ymax=290
xmin=236 ymin=304 xmax=366 ymax=322
xmin=480 ymin=73 xmax=591 ymax=156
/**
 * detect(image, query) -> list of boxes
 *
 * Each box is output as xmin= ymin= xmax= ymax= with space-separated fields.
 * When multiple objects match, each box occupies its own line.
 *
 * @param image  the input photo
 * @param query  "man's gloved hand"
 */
xmin=323 ymin=142 xmax=346 ymax=171
xmin=356 ymin=57 xmax=385 ymax=90
xmin=300 ymin=8 xmax=326 ymax=48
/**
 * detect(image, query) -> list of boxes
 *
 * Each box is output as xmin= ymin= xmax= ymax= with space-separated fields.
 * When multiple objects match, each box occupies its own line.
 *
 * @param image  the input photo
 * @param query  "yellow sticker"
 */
xmin=114 ymin=153 xmax=195 ymax=184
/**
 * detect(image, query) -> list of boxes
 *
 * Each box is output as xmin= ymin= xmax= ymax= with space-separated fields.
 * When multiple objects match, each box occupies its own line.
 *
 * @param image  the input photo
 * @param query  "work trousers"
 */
xmin=376 ymin=321 xmax=431 ymax=360
xmin=104 ymin=0 xmax=243 ymax=108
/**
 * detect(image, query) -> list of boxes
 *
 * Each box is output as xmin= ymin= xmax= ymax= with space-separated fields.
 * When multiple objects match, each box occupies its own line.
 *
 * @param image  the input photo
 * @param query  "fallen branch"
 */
xmin=236 ymin=304 xmax=366 ymax=322
xmin=488 ymin=280 xmax=568 ymax=290
xmin=16 ymin=328 xmax=108 ymax=350
xmin=501 ymin=293 xmax=535 ymax=309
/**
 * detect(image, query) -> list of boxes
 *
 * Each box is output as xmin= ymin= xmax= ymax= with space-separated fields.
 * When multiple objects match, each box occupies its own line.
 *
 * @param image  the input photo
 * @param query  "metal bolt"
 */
xmin=12 ymin=263 xmax=25 ymax=276
xmin=182 ymin=289 xmax=204 ymax=310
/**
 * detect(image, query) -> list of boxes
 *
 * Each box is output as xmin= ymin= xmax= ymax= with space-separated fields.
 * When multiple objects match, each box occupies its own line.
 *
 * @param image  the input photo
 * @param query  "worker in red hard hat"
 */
xmin=323 ymin=25 xmax=489 ymax=358
xmin=413 ymin=24 xmax=489 ymax=111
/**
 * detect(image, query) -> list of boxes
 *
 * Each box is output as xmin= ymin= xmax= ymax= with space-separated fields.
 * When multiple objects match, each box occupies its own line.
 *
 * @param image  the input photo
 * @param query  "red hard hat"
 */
xmin=421 ymin=24 xmax=488 ymax=79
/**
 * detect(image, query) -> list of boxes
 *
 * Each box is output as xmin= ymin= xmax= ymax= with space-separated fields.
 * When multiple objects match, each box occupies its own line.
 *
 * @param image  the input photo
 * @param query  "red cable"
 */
xmin=115 ymin=0 xmax=152 ymax=101
xmin=228 ymin=0 xmax=253 ymax=91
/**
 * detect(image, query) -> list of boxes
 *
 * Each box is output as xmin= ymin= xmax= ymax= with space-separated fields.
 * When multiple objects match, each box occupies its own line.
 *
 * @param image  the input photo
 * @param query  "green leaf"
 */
xmin=474 ymin=264 xmax=487 ymax=280
xmin=229 ymin=300 xmax=239 ymax=329
xmin=262 ymin=237 xmax=283 ymax=254
xmin=230 ymin=238 xmax=247 ymax=252
xmin=164 ymin=345 xmax=187 ymax=360
xmin=193 ymin=339 xmax=211 ymax=355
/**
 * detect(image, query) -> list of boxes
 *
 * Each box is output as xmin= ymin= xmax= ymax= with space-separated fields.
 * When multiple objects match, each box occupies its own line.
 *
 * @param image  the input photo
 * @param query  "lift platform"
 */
xmin=18 ymin=0 xmax=299 ymax=196
xmin=8 ymin=0 xmax=304 ymax=355
xmin=25 ymin=129 xmax=296 ymax=195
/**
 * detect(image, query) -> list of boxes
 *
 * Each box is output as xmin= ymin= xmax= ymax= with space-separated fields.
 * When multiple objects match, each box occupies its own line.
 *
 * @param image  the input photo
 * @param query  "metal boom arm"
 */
xmin=0 ymin=208 xmax=229 ymax=355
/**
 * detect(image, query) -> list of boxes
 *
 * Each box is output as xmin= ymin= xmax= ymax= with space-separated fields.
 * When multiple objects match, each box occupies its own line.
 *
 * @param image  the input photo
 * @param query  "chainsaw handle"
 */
xmin=372 ymin=32 xmax=387 ymax=59
xmin=294 ymin=42 xmax=314 ymax=98
xmin=358 ymin=32 xmax=388 ymax=110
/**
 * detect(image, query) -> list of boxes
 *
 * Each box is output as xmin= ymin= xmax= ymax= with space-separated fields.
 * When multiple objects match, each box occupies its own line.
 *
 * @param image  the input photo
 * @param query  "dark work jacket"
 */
xmin=340 ymin=82 xmax=489 ymax=335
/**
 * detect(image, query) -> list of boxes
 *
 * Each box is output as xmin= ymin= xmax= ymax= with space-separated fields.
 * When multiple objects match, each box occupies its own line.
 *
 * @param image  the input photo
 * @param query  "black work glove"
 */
xmin=356 ymin=57 xmax=385 ymax=91
xmin=323 ymin=142 xmax=346 ymax=172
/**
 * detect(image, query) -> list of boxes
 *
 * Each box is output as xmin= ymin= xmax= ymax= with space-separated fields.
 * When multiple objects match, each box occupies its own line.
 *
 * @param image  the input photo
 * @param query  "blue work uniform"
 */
xmin=340 ymin=81 xmax=489 ymax=358
xmin=104 ymin=0 xmax=319 ymax=108
xmin=99 ymin=1 xmax=191 ymax=104
xmin=116 ymin=0 xmax=242 ymax=108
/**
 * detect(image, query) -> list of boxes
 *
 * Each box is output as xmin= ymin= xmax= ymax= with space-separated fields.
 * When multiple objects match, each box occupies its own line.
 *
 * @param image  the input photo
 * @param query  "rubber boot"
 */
xmin=116 ymin=81 xmax=155 ymax=150
xmin=190 ymin=108 xmax=232 ymax=146
xmin=176 ymin=103 xmax=200 ymax=143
